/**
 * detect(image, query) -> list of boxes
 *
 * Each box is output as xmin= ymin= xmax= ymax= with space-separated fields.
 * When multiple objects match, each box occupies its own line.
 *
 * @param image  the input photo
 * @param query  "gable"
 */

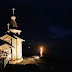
xmin=0 ymin=34 xmax=12 ymax=43
xmin=0 ymin=44 xmax=11 ymax=51
xmin=0 ymin=34 xmax=11 ymax=40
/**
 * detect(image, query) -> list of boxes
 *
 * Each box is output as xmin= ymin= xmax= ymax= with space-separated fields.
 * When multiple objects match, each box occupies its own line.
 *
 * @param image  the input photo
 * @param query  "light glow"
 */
xmin=35 ymin=56 xmax=39 ymax=59
xmin=40 ymin=47 xmax=43 ymax=57
xmin=40 ymin=47 xmax=43 ymax=55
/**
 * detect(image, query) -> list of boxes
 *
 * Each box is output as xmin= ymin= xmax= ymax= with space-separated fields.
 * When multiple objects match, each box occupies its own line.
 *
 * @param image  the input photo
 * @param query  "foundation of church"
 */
xmin=9 ymin=57 xmax=23 ymax=64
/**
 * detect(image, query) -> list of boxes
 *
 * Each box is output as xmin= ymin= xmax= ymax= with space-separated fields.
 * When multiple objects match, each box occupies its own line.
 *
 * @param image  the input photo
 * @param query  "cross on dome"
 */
xmin=12 ymin=8 xmax=15 ymax=15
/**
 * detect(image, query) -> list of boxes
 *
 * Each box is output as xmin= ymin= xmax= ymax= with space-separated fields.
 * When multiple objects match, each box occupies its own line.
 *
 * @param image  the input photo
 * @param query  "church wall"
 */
xmin=3 ymin=44 xmax=11 ymax=54
xmin=0 ymin=46 xmax=2 ymax=51
xmin=0 ymin=44 xmax=11 ymax=53
xmin=12 ymin=38 xmax=16 ymax=60
xmin=16 ymin=39 xmax=22 ymax=59
xmin=0 ymin=44 xmax=11 ymax=61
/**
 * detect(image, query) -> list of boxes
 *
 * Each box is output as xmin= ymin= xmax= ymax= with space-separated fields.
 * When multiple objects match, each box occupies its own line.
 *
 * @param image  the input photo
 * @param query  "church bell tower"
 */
xmin=11 ymin=8 xmax=18 ymax=28
xmin=8 ymin=8 xmax=22 ymax=35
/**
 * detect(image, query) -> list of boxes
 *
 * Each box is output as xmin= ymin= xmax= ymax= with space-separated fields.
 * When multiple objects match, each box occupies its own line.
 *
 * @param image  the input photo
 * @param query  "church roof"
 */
xmin=6 ymin=32 xmax=17 ymax=39
xmin=6 ymin=31 xmax=25 ymax=41
xmin=0 ymin=34 xmax=16 ymax=40
xmin=0 ymin=31 xmax=25 ymax=42
xmin=0 ymin=39 xmax=14 ymax=48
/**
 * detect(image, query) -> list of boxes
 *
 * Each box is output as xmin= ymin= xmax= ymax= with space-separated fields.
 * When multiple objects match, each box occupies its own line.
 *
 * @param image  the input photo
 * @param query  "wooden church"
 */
xmin=0 ymin=8 xmax=25 ymax=68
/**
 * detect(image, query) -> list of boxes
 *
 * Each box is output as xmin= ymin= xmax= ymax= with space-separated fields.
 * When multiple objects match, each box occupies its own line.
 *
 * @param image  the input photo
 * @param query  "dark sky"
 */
xmin=0 ymin=0 xmax=72 ymax=41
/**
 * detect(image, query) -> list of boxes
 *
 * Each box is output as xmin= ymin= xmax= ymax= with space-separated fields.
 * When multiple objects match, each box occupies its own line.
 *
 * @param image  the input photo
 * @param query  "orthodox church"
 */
xmin=0 ymin=8 xmax=25 ymax=68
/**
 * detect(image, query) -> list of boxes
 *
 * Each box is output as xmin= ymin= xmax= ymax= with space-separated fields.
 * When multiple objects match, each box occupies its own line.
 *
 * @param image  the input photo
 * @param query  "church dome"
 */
xmin=11 ymin=16 xmax=16 ymax=21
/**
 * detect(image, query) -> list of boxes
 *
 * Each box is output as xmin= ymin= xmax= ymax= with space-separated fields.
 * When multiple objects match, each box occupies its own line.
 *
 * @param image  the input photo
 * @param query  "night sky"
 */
xmin=0 ymin=1 xmax=72 ymax=71
xmin=0 ymin=0 xmax=72 ymax=42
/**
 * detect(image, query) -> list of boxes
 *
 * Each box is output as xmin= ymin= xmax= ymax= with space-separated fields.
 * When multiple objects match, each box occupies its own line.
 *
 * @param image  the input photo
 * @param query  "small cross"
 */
xmin=12 ymin=8 xmax=15 ymax=15
xmin=7 ymin=23 xmax=10 ymax=30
